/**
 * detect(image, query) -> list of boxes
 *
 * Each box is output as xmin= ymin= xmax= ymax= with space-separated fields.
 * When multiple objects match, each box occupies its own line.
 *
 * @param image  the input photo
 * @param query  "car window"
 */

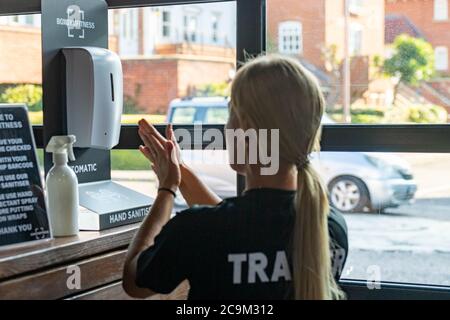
xmin=170 ymin=107 xmax=197 ymax=124
xmin=204 ymin=107 xmax=229 ymax=124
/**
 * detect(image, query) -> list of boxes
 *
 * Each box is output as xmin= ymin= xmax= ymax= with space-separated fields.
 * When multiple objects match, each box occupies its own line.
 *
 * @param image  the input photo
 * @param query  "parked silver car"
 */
xmin=167 ymin=97 xmax=417 ymax=213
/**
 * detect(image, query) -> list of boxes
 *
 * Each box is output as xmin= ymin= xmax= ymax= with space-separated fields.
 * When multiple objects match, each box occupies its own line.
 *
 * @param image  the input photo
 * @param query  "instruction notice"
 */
xmin=0 ymin=105 xmax=51 ymax=247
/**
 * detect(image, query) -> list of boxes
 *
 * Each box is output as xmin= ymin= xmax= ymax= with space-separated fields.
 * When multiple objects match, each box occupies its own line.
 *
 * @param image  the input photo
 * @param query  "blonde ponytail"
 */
xmin=293 ymin=162 xmax=342 ymax=299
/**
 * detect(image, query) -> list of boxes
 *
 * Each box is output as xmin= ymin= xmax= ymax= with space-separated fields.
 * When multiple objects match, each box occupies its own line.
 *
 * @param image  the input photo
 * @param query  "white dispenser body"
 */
xmin=46 ymin=164 xmax=79 ymax=237
xmin=63 ymin=47 xmax=123 ymax=150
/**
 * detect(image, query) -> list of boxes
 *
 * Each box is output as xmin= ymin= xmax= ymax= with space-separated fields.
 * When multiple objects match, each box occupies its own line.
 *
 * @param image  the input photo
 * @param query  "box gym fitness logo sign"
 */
xmin=56 ymin=5 xmax=96 ymax=39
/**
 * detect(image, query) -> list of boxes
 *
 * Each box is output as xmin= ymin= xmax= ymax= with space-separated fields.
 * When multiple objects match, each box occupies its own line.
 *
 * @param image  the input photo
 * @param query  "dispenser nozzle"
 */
xmin=46 ymin=135 xmax=77 ymax=162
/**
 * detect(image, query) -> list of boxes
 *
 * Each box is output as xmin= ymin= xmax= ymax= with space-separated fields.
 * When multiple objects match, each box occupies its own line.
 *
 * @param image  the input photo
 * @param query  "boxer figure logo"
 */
xmin=67 ymin=5 xmax=85 ymax=38
xmin=56 ymin=5 xmax=96 ymax=39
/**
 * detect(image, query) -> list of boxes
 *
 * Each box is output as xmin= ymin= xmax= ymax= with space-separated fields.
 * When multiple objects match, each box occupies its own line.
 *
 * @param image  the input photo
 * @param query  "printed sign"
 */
xmin=0 ymin=105 xmax=51 ymax=247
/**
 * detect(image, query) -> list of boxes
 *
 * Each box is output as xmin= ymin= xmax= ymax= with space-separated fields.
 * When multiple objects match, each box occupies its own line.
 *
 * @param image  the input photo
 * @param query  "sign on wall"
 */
xmin=0 ymin=105 xmax=51 ymax=247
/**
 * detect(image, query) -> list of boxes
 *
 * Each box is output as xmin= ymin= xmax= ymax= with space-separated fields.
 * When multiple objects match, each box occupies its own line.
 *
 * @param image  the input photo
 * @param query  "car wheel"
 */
xmin=328 ymin=176 xmax=370 ymax=213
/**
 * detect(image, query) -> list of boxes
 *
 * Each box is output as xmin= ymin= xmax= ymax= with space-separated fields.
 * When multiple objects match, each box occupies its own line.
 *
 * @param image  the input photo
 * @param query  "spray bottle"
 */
xmin=45 ymin=135 xmax=79 ymax=237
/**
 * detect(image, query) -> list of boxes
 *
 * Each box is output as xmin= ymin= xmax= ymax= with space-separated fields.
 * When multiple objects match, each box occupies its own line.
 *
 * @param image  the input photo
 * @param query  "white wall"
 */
xmin=111 ymin=2 xmax=236 ymax=57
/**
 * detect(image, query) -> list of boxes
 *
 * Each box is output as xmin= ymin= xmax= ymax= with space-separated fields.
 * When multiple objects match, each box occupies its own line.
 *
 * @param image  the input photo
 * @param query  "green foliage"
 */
xmin=407 ymin=104 xmax=447 ymax=123
xmin=383 ymin=35 xmax=435 ymax=85
xmin=329 ymin=104 xmax=447 ymax=124
xmin=195 ymin=82 xmax=230 ymax=97
xmin=0 ymin=84 xmax=43 ymax=111
xmin=123 ymin=95 xmax=146 ymax=114
xmin=111 ymin=150 xmax=150 ymax=170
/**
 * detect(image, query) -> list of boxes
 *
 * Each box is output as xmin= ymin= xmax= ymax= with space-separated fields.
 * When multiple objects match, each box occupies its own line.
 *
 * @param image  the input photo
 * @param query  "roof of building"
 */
xmin=298 ymin=57 xmax=332 ymax=88
xmin=385 ymin=13 xmax=426 ymax=43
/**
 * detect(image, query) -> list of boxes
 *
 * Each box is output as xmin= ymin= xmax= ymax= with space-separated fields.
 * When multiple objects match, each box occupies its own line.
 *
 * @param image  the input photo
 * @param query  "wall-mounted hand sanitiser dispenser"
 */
xmin=63 ymin=47 xmax=123 ymax=150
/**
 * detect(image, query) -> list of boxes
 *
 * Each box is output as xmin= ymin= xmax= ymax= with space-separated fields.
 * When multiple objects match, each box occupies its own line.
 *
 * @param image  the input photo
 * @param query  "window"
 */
xmin=24 ymin=15 xmax=34 ymax=26
xmin=1 ymin=15 xmax=39 ymax=26
xmin=211 ymin=13 xmax=220 ymax=43
xmin=118 ymin=9 xmax=139 ymax=56
xmin=278 ymin=21 xmax=302 ymax=55
xmin=435 ymin=46 xmax=449 ymax=71
xmin=267 ymin=0 xmax=450 ymax=294
xmin=336 ymin=152 xmax=450 ymax=287
xmin=434 ymin=0 xmax=448 ymax=21
xmin=348 ymin=0 xmax=365 ymax=15
xmin=162 ymin=10 xmax=171 ymax=38
xmin=171 ymin=107 xmax=197 ymax=124
xmin=349 ymin=22 xmax=363 ymax=56
xmin=183 ymin=14 xmax=198 ymax=42
xmin=205 ymin=107 xmax=229 ymax=124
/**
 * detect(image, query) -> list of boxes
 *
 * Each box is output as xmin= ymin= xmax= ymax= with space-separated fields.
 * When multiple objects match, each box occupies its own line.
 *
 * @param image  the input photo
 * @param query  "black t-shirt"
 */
xmin=136 ymin=188 xmax=348 ymax=300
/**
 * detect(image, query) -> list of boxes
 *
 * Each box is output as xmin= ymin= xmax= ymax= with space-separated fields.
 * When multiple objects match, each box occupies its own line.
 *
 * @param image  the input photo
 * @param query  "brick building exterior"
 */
xmin=267 ymin=0 xmax=387 ymax=106
xmin=267 ymin=0 xmax=385 ymax=71
xmin=122 ymin=44 xmax=235 ymax=114
xmin=0 ymin=25 xmax=42 ymax=84
xmin=112 ymin=4 xmax=236 ymax=114
xmin=386 ymin=0 xmax=450 ymax=75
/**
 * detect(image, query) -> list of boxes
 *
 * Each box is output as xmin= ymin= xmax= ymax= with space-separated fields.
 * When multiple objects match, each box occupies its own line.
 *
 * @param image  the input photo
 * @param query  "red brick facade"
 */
xmin=267 ymin=0 xmax=326 ymax=68
xmin=122 ymin=52 xmax=235 ymax=114
xmin=122 ymin=59 xmax=178 ymax=114
xmin=0 ymin=26 xmax=42 ymax=84
xmin=267 ymin=0 xmax=385 ymax=71
xmin=386 ymin=0 xmax=450 ymax=75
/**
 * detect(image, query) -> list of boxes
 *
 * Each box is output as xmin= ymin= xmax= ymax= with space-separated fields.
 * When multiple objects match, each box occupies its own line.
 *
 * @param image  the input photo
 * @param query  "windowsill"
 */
xmin=432 ymin=18 xmax=449 ymax=23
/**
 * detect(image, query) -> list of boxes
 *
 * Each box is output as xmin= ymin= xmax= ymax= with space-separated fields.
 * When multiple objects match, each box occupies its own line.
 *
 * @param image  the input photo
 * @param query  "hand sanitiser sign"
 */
xmin=0 ymin=105 xmax=51 ymax=248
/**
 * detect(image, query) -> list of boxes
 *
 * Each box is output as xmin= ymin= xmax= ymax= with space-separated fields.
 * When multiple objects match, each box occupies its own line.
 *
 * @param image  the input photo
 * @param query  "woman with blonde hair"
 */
xmin=123 ymin=55 xmax=348 ymax=300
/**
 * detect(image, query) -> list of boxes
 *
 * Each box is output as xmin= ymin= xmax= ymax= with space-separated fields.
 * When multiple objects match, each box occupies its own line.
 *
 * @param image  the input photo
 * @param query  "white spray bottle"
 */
xmin=45 ymin=135 xmax=79 ymax=237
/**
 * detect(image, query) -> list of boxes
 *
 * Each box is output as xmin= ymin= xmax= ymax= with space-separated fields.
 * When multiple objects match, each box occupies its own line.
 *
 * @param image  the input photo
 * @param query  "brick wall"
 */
xmin=267 ymin=0 xmax=326 ymax=68
xmin=122 ymin=59 xmax=178 ymax=114
xmin=268 ymin=0 xmax=384 ymax=70
xmin=122 ymin=56 xmax=234 ymax=114
xmin=326 ymin=0 xmax=385 ymax=66
xmin=0 ymin=26 xmax=42 ymax=84
xmin=177 ymin=59 xmax=234 ymax=96
xmin=386 ymin=0 xmax=450 ymax=75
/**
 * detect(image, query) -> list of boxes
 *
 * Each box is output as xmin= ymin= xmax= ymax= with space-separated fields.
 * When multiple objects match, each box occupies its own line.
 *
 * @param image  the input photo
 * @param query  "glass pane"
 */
xmin=109 ymin=2 xmax=236 ymax=125
xmin=317 ymin=152 xmax=450 ymax=286
xmin=0 ymin=14 xmax=43 ymax=124
xmin=204 ymin=106 xmax=229 ymax=124
xmin=170 ymin=107 xmax=197 ymax=124
xmin=266 ymin=0 xmax=450 ymax=125
xmin=110 ymin=2 xmax=236 ymax=204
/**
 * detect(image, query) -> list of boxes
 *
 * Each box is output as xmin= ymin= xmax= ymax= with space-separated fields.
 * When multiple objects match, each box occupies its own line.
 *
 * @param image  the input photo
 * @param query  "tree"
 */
xmin=193 ymin=82 xmax=230 ymax=97
xmin=383 ymin=34 xmax=435 ymax=85
xmin=0 ymin=84 xmax=42 ymax=111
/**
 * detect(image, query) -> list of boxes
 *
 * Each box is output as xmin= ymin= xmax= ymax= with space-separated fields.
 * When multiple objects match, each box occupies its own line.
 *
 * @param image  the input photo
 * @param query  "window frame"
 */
xmin=211 ymin=12 xmax=220 ymax=43
xmin=434 ymin=0 xmax=449 ymax=21
xmin=348 ymin=0 xmax=365 ymax=15
xmin=3 ymin=0 xmax=450 ymax=299
xmin=183 ymin=11 xmax=199 ymax=42
xmin=278 ymin=20 xmax=302 ymax=55
xmin=161 ymin=9 xmax=171 ymax=38
xmin=435 ymin=46 xmax=449 ymax=71
xmin=349 ymin=22 xmax=363 ymax=56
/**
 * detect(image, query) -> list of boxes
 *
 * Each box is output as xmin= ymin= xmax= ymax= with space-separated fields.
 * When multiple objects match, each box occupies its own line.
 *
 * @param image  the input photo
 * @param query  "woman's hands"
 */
xmin=138 ymin=119 xmax=221 ymax=206
xmin=138 ymin=119 xmax=181 ymax=192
